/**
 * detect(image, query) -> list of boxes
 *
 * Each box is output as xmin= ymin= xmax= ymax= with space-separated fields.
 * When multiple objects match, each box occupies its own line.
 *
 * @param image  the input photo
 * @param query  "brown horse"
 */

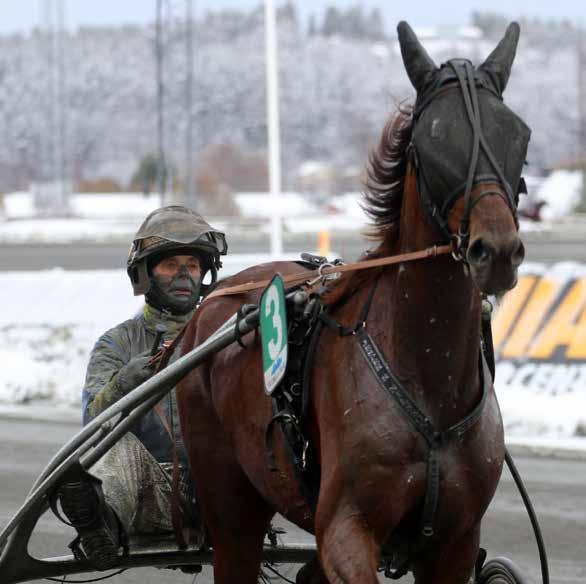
xmin=177 ymin=21 xmax=530 ymax=584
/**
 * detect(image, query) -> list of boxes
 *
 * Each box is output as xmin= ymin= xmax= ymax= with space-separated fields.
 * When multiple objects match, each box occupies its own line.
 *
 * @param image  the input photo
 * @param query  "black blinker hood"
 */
xmin=397 ymin=21 xmax=532 ymax=241
xmin=411 ymin=59 xmax=530 ymax=239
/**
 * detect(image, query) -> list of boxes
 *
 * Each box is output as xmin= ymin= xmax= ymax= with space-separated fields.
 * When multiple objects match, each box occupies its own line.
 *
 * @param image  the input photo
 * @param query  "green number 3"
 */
xmin=266 ymin=285 xmax=283 ymax=360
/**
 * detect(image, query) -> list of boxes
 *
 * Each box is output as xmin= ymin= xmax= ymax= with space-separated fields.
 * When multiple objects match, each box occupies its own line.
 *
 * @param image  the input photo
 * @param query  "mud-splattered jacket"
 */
xmin=82 ymin=304 xmax=193 ymax=464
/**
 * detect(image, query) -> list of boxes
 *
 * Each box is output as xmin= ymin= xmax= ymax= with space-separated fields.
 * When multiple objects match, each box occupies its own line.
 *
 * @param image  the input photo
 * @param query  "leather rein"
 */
xmin=203 ymin=243 xmax=454 ymax=301
xmin=150 ymin=242 xmax=455 ymax=373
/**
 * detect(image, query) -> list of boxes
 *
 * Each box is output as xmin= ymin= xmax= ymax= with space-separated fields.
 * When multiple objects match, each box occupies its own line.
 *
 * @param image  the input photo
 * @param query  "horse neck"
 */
xmin=373 ymin=172 xmax=482 ymax=424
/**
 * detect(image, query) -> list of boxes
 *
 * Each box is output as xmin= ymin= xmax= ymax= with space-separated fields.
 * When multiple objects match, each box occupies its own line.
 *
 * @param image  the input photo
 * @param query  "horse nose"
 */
xmin=467 ymin=235 xmax=524 ymax=268
xmin=467 ymin=237 xmax=492 ymax=267
xmin=509 ymin=237 xmax=525 ymax=267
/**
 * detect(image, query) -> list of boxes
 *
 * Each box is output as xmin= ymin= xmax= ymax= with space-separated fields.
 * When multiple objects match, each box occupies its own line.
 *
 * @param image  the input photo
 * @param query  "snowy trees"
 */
xmin=0 ymin=11 xmax=581 ymax=193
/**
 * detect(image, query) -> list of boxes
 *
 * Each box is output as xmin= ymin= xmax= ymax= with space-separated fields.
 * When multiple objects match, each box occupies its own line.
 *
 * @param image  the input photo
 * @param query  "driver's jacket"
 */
xmin=82 ymin=304 xmax=194 ymax=465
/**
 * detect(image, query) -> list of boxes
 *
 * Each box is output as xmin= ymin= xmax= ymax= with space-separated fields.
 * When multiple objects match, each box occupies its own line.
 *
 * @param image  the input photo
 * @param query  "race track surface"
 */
xmin=0 ymin=418 xmax=584 ymax=584
xmin=2 ymin=231 xmax=586 ymax=271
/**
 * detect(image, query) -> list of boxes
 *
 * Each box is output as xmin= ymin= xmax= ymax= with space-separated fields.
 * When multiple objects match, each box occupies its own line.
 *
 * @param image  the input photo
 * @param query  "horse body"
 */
xmin=178 ymin=21 xmax=529 ymax=584
xmin=177 ymin=195 xmax=505 ymax=583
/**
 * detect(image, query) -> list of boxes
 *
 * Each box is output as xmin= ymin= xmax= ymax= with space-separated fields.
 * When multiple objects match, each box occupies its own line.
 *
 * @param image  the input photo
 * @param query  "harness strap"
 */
xmin=356 ymin=329 xmax=436 ymax=444
xmin=450 ymin=60 xmax=482 ymax=238
xmin=481 ymin=300 xmax=496 ymax=380
xmin=356 ymin=327 xmax=488 ymax=546
xmin=319 ymin=280 xmax=379 ymax=337
xmin=265 ymin=401 xmax=317 ymax=510
xmin=153 ymin=403 xmax=188 ymax=549
xmin=301 ymin=317 xmax=324 ymax=422
xmin=450 ymin=61 xmax=517 ymax=239
xmin=151 ymin=326 xmax=188 ymax=372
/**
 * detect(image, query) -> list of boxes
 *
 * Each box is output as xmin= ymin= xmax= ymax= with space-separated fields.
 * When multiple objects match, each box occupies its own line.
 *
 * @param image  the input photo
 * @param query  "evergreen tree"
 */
xmin=322 ymin=7 xmax=341 ymax=37
xmin=366 ymin=8 xmax=385 ymax=40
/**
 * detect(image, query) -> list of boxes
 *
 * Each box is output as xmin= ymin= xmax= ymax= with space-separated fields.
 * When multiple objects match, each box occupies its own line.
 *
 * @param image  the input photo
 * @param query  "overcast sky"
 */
xmin=1 ymin=0 xmax=584 ymax=35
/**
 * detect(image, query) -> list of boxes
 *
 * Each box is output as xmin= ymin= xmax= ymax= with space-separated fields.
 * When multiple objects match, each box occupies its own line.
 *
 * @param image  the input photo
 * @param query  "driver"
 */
xmin=56 ymin=205 xmax=227 ymax=570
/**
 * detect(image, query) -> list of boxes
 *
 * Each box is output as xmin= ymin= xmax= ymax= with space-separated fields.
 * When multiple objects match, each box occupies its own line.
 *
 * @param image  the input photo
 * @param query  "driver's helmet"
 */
xmin=127 ymin=205 xmax=228 ymax=296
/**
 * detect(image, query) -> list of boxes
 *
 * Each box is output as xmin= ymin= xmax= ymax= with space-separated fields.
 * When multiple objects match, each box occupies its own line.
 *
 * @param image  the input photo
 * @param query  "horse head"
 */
xmin=398 ymin=21 xmax=531 ymax=295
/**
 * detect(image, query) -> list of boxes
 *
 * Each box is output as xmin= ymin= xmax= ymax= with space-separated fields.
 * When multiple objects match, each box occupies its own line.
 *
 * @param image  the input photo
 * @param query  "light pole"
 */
xmin=56 ymin=0 xmax=68 ymax=210
xmin=264 ymin=0 xmax=283 ymax=256
xmin=579 ymin=30 xmax=586 ymax=210
xmin=185 ymin=0 xmax=196 ymax=210
xmin=156 ymin=0 xmax=167 ymax=203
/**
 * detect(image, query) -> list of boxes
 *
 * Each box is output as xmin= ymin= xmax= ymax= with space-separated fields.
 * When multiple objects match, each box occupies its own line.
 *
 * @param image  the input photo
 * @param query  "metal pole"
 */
xmin=57 ymin=0 xmax=68 ymax=210
xmin=48 ymin=0 xmax=57 ymax=190
xmin=156 ymin=0 xmax=167 ymax=203
xmin=264 ymin=0 xmax=283 ymax=256
xmin=579 ymin=30 xmax=586 ymax=210
xmin=39 ymin=0 xmax=50 ymax=184
xmin=185 ymin=0 xmax=196 ymax=209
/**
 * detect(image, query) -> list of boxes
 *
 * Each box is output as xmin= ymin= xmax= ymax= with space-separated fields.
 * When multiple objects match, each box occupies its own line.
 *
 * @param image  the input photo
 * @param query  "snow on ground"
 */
xmin=0 ymin=218 xmax=150 ymax=244
xmin=495 ymin=380 xmax=585 ymax=439
xmin=1 ymin=192 xmax=161 ymax=220
xmin=0 ymin=173 xmax=581 ymax=243
xmin=1 ymin=188 xmax=585 ymax=448
xmin=0 ymin=191 xmax=361 ymax=242
xmin=537 ymin=170 xmax=583 ymax=221
xmin=0 ymin=254 xmax=297 ymax=412
xmin=233 ymin=192 xmax=319 ymax=219
xmin=0 ymin=260 xmax=585 ymax=445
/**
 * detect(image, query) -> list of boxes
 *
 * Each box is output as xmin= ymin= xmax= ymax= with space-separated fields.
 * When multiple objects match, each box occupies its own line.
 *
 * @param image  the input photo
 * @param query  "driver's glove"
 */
xmin=114 ymin=351 xmax=155 ymax=394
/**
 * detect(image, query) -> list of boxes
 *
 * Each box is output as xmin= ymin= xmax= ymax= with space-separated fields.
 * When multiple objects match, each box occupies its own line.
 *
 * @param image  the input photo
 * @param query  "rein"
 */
xmin=204 ymin=243 xmax=453 ymax=300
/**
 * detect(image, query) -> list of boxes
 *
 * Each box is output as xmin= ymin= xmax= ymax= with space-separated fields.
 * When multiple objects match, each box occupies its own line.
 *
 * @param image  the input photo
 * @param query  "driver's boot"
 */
xmin=56 ymin=467 xmax=125 ymax=571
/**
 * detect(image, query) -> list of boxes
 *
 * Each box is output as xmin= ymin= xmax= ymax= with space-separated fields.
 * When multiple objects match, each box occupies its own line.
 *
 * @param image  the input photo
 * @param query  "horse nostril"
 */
xmin=511 ymin=239 xmax=525 ymax=267
xmin=467 ymin=238 xmax=491 ymax=265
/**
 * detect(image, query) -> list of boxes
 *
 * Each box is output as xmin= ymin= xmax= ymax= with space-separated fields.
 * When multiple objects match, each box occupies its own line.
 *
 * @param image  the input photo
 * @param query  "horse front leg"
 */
xmin=412 ymin=524 xmax=481 ymax=584
xmin=212 ymin=521 xmax=268 ymax=584
xmin=316 ymin=509 xmax=381 ymax=584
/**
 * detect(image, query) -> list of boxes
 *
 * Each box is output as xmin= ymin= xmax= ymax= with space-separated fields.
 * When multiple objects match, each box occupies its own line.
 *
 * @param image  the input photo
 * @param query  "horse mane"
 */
xmin=323 ymin=105 xmax=413 ymax=307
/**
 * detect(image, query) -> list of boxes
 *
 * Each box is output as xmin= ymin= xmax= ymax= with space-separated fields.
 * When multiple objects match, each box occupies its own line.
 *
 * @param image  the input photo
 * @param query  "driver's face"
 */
xmin=152 ymin=255 xmax=201 ymax=279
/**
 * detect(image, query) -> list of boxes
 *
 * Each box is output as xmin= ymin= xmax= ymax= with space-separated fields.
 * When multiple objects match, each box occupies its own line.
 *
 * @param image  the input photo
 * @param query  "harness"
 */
xmin=318 ymin=280 xmax=491 ymax=579
xmin=264 ymin=292 xmax=324 ymax=509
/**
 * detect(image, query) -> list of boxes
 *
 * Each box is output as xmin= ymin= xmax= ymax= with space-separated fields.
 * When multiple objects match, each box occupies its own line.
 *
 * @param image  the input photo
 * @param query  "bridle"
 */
xmin=411 ymin=59 xmax=524 ymax=261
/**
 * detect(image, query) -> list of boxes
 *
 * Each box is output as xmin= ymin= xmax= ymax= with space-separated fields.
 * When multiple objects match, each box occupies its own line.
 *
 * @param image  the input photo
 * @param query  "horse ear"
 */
xmin=397 ymin=21 xmax=437 ymax=94
xmin=478 ymin=22 xmax=520 ymax=94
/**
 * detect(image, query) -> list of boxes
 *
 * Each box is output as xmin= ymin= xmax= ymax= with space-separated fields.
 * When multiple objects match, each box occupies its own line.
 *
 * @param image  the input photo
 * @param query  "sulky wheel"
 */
xmin=477 ymin=557 xmax=531 ymax=584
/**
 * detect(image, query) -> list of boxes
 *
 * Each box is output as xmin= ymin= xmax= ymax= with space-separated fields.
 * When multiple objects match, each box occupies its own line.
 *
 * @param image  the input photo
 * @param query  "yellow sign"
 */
xmin=494 ymin=269 xmax=586 ymax=361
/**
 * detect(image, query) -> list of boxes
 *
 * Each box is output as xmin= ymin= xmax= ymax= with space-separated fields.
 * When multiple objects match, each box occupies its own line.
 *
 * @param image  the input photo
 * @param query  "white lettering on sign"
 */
xmin=496 ymin=362 xmax=586 ymax=394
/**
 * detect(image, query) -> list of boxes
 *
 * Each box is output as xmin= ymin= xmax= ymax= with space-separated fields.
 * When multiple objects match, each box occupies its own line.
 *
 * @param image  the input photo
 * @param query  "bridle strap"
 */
xmin=449 ymin=61 xmax=517 ymax=243
xmin=450 ymin=60 xmax=482 ymax=240
xmin=203 ymin=243 xmax=453 ymax=300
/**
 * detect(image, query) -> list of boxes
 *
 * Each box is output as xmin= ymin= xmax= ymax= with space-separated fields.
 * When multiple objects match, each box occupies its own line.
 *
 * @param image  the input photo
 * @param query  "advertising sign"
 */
xmin=493 ymin=263 xmax=586 ymax=393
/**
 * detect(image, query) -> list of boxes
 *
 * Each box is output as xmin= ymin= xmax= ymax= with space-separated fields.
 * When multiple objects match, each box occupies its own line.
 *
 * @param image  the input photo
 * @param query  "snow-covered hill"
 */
xmin=0 ymin=14 xmax=579 ymax=191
